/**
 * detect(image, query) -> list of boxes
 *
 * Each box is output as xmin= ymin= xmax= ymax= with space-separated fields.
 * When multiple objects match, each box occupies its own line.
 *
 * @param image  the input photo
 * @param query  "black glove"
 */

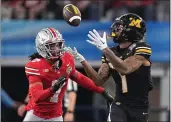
xmin=101 ymin=90 xmax=114 ymax=104
xmin=51 ymin=76 xmax=67 ymax=93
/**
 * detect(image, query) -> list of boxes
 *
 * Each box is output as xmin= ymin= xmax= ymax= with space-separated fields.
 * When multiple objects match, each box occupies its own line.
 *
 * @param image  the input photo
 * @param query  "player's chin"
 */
xmin=50 ymin=57 xmax=58 ymax=60
xmin=50 ymin=53 xmax=64 ymax=61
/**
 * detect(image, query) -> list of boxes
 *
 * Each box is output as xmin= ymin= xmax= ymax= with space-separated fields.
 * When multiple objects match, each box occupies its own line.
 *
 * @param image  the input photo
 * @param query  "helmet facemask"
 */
xmin=37 ymin=38 xmax=65 ymax=59
xmin=109 ymin=20 xmax=127 ymax=43
xmin=36 ymin=28 xmax=66 ymax=60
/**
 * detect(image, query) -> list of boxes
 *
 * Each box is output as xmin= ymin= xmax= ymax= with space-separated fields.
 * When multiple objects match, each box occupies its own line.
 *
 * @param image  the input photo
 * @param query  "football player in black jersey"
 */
xmin=65 ymin=13 xmax=153 ymax=122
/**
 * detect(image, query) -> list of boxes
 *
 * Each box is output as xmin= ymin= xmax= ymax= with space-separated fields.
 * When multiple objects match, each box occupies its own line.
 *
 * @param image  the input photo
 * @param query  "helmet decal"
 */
xmin=129 ymin=18 xmax=141 ymax=28
xmin=48 ymin=28 xmax=57 ymax=38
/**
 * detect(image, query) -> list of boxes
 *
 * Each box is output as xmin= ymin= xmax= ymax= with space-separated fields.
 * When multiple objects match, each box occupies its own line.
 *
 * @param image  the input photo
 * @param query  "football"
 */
xmin=63 ymin=4 xmax=81 ymax=27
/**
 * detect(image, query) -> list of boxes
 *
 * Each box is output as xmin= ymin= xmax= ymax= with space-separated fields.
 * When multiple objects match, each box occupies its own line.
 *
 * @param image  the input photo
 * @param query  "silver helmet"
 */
xmin=35 ymin=28 xmax=65 ymax=59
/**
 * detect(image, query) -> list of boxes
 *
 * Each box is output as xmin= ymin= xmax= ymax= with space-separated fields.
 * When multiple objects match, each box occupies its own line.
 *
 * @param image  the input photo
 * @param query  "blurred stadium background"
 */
xmin=1 ymin=0 xmax=170 ymax=122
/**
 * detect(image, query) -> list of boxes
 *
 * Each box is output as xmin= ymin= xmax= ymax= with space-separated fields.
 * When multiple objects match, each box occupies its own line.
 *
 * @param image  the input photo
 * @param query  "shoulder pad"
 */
xmin=134 ymin=42 xmax=152 ymax=56
xmin=25 ymin=58 xmax=41 ymax=76
xmin=63 ymin=52 xmax=75 ymax=66
xmin=64 ymin=52 xmax=74 ymax=61
xmin=64 ymin=52 xmax=73 ymax=58
xmin=136 ymin=41 xmax=151 ymax=48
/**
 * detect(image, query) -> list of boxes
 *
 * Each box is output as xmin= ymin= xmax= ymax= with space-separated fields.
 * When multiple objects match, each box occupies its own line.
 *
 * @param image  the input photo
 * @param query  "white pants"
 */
xmin=23 ymin=110 xmax=63 ymax=121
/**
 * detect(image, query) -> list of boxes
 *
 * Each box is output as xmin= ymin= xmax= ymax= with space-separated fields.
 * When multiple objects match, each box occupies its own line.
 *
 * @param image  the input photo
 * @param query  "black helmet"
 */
xmin=109 ymin=13 xmax=146 ymax=43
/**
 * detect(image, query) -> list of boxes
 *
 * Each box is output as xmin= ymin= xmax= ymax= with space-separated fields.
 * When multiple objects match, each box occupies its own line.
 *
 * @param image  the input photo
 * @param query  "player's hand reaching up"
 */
xmin=87 ymin=29 xmax=108 ymax=50
xmin=64 ymin=47 xmax=85 ymax=63
xmin=51 ymin=76 xmax=67 ymax=93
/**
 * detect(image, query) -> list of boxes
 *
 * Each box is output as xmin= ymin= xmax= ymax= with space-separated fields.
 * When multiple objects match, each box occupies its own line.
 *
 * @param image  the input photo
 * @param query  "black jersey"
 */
xmin=102 ymin=42 xmax=153 ymax=109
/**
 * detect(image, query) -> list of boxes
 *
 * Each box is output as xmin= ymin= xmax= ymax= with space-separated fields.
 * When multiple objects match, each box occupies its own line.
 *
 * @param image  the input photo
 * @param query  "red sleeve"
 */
xmin=25 ymin=60 xmax=54 ymax=103
xmin=28 ymin=75 xmax=54 ymax=103
xmin=70 ymin=70 xmax=104 ymax=93
xmin=66 ymin=53 xmax=104 ymax=93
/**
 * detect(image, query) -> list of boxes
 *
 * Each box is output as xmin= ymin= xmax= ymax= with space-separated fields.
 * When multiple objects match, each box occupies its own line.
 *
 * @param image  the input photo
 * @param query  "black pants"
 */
xmin=108 ymin=102 xmax=149 ymax=122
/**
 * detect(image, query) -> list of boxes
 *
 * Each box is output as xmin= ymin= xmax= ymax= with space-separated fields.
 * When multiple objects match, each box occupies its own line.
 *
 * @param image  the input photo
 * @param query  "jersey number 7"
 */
xmin=119 ymin=73 xmax=128 ymax=93
xmin=50 ymin=80 xmax=66 ymax=103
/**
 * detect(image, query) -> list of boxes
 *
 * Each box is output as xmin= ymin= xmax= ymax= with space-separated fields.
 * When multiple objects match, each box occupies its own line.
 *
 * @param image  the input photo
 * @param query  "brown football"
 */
xmin=63 ymin=4 xmax=81 ymax=27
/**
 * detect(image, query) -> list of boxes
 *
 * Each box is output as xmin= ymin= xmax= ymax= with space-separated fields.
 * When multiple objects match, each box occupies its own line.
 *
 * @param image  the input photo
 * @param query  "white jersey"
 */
xmin=64 ymin=79 xmax=78 ymax=108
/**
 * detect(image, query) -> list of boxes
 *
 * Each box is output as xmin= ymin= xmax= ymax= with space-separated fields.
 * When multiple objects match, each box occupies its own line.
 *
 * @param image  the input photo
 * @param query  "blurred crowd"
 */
xmin=1 ymin=0 xmax=170 ymax=22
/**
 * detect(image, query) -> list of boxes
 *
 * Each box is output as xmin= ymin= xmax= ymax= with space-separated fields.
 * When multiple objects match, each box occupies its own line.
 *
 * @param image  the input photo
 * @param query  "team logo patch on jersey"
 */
xmin=66 ymin=66 xmax=72 ymax=74
xmin=43 ymin=69 xmax=49 ymax=72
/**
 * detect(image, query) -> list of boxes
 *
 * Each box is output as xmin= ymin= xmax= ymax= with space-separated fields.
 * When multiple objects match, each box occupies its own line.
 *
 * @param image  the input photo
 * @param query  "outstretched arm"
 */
xmin=64 ymin=47 xmax=110 ymax=86
xmin=81 ymin=60 xmax=110 ymax=86
xmin=103 ymin=48 xmax=144 ymax=74
xmin=70 ymin=70 xmax=104 ymax=93
xmin=87 ymin=29 xmax=150 ymax=75
xmin=70 ymin=70 xmax=114 ymax=103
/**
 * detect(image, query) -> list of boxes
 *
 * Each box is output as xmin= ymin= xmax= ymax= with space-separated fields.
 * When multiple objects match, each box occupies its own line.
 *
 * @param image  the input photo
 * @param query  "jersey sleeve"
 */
xmin=66 ymin=52 xmax=77 ymax=76
xmin=25 ymin=60 xmax=42 ymax=84
xmin=70 ymin=70 xmax=104 ymax=93
xmin=25 ymin=60 xmax=53 ymax=103
xmin=134 ymin=42 xmax=152 ymax=60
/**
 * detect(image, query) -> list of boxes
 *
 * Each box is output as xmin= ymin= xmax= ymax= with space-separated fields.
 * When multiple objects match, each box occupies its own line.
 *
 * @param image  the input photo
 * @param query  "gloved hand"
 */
xmin=63 ymin=47 xmax=85 ymax=63
xmin=87 ymin=29 xmax=108 ymax=50
xmin=101 ymin=90 xmax=114 ymax=104
xmin=51 ymin=76 xmax=67 ymax=93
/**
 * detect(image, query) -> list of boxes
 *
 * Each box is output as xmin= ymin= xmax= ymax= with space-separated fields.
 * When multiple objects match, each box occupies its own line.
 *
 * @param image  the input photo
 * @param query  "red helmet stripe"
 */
xmin=48 ymin=28 xmax=57 ymax=38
